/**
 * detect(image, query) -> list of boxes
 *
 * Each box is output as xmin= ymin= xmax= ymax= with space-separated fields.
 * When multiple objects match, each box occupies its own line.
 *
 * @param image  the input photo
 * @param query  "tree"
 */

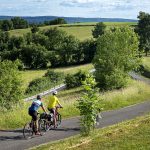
xmin=49 ymin=18 xmax=67 ymax=25
xmin=31 ymin=25 xmax=39 ymax=33
xmin=44 ymin=18 xmax=67 ymax=25
xmin=77 ymin=74 xmax=101 ymax=136
xmin=80 ymin=39 xmax=97 ymax=63
xmin=43 ymin=27 xmax=67 ymax=50
xmin=11 ymin=17 xmax=28 ymax=29
xmin=0 ymin=31 xmax=9 ymax=52
xmin=21 ymin=44 xmax=48 ymax=69
xmin=0 ymin=60 xmax=23 ymax=109
xmin=32 ymin=33 xmax=49 ymax=47
xmin=136 ymin=11 xmax=150 ymax=56
xmin=93 ymin=27 xmax=140 ymax=90
xmin=58 ymin=35 xmax=79 ymax=65
xmin=1 ymin=20 xmax=13 ymax=31
xmin=92 ymin=22 xmax=106 ymax=38
xmin=8 ymin=36 xmax=25 ymax=50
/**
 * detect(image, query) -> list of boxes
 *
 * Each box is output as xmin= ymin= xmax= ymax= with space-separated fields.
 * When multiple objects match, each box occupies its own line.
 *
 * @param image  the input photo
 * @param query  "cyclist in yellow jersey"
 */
xmin=47 ymin=90 xmax=63 ymax=128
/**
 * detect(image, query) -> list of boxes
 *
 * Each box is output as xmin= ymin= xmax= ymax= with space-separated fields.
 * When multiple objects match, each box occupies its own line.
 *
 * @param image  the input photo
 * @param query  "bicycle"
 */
xmin=40 ymin=106 xmax=62 ymax=131
xmin=23 ymin=113 xmax=45 ymax=139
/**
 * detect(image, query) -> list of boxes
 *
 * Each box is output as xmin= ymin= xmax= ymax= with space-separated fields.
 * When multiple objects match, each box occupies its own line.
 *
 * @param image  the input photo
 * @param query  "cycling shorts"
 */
xmin=29 ymin=110 xmax=38 ymax=121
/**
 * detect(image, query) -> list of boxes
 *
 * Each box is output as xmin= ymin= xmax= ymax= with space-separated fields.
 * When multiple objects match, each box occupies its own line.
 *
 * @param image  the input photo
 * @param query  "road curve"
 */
xmin=0 ymin=100 xmax=150 ymax=150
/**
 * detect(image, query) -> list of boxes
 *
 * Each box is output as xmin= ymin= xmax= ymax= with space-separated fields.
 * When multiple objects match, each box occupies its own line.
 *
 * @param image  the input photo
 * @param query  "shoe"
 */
xmin=35 ymin=131 xmax=41 ymax=135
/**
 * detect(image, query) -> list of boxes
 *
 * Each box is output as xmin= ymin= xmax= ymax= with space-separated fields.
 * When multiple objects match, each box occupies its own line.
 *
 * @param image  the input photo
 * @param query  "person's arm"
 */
xmin=57 ymin=98 xmax=63 ymax=108
xmin=41 ymin=102 xmax=47 ymax=113
xmin=58 ymin=102 xmax=63 ymax=108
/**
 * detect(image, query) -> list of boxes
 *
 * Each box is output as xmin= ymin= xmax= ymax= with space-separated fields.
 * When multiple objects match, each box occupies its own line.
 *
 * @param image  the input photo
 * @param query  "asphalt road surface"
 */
xmin=0 ymin=100 xmax=150 ymax=150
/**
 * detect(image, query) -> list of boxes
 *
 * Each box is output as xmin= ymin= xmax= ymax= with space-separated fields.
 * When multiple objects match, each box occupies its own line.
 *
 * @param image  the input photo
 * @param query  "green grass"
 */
xmin=20 ymin=63 xmax=93 ymax=89
xmin=8 ymin=22 xmax=137 ymax=41
xmin=32 ymin=114 xmax=150 ymax=150
xmin=0 ymin=79 xmax=150 ymax=130
xmin=142 ymin=56 xmax=150 ymax=72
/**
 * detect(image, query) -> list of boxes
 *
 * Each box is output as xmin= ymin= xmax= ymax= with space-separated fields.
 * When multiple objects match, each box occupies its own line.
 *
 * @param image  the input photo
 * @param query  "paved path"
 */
xmin=0 ymin=101 xmax=150 ymax=150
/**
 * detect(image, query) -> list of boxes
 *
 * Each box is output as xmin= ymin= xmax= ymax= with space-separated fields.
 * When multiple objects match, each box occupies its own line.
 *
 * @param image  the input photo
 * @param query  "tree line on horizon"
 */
xmin=0 ymin=17 xmax=67 ymax=31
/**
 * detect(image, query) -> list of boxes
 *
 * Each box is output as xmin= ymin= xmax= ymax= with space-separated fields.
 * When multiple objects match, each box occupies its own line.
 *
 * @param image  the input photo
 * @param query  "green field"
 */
xmin=8 ymin=22 xmax=137 ymax=41
xmin=32 ymin=114 xmax=150 ymax=150
xmin=21 ymin=63 xmax=93 ymax=88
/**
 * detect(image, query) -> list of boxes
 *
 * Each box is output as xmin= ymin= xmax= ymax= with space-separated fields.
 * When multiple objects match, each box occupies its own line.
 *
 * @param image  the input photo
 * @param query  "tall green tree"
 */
xmin=32 ymin=33 xmax=49 ymax=47
xmin=136 ymin=11 xmax=150 ymax=56
xmin=93 ymin=27 xmax=140 ymax=90
xmin=80 ymin=39 xmax=96 ymax=63
xmin=0 ymin=60 xmax=23 ymax=109
xmin=43 ymin=27 xmax=67 ymax=50
xmin=0 ymin=31 xmax=9 ymax=52
xmin=1 ymin=20 xmax=13 ymax=31
xmin=58 ymin=35 xmax=79 ymax=65
xmin=21 ymin=44 xmax=48 ymax=68
xmin=92 ymin=22 xmax=106 ymax=38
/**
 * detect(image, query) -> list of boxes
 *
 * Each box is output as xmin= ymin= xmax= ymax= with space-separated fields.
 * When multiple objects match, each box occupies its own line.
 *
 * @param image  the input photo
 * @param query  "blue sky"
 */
xmin=0 ymin=0 xmax=150 ymax=19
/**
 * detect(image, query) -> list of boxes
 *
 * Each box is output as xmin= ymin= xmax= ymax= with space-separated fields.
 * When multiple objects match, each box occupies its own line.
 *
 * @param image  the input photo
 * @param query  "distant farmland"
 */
xmin=8 ymin=22 xmax=137 ymax=41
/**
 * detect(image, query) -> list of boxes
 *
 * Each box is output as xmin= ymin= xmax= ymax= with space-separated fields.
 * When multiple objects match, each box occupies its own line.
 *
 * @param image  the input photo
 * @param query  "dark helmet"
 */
xmin=37 ymin=95 xmax=41 ymax=100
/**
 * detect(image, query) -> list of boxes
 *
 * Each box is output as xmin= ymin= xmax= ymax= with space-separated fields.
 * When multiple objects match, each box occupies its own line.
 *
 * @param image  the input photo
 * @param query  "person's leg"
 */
xmin=32 ymin=111 xmax=40 ymax=134
xmin=52 ymin=108 xmax=56 ymax=128
xmin=48 ymin=108 xmax=56 ymax=128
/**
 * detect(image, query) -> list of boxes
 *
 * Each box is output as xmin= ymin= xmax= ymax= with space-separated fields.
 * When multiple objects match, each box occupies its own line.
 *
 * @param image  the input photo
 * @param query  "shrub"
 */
xmin=0 ymin=60 xmax=23 ymax=109
xmin=77 ymin=75 xmax=101 ymax=136
xmin=44 ymin=70 xmax=64 ymax=82
xmin=26 ymin=77 xmax=53 ymax=95
xmin=26 ymin=70 xmax=64 ymax=96
xmin=65 ymin=70 xmax=87 ymax=89
xmin=105 ymin=69 xmax=128 ymax=90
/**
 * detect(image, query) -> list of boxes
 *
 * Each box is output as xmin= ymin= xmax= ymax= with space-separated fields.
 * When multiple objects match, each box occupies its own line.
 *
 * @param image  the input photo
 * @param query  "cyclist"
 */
xmin=28 ymin=95 xmax=47 ymax=135
xmin=47 ymin=90 xmax=63 ymax=128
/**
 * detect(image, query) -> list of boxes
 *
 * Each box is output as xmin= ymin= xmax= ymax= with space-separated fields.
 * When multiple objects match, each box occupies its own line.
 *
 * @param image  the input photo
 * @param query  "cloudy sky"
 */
xmin=0 ymin=0 xmax=150 ymax=19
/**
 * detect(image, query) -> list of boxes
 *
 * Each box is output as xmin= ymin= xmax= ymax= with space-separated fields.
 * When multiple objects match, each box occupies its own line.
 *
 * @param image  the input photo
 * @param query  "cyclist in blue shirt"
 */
xmin=28 ymin=95 xmax=47 ymax=135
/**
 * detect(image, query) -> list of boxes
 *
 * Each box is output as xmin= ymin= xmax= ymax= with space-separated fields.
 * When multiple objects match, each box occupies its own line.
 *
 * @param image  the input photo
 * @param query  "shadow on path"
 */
xmin=0 ymin=129 xmax=22 ymax=133
xmin=51 ymin=127 xmax=80 ymax=132
xmin=0 ymin=135 xmax=24 ymax=141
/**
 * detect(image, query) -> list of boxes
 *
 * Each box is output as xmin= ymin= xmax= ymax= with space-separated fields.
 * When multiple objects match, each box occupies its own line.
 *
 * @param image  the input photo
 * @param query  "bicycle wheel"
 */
xmin=56 ymin=113 xmax=61 ymax=127
xmin=38 ymin=119 xmax=47 ymax=134
xmin=23 ymin=122 xmax=33 ymax=139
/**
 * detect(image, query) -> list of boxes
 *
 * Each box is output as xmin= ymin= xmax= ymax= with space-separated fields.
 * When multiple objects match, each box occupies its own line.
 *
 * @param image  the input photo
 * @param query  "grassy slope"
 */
xmin=32 ymin=114 xmax=150 ymax=150
xmin=21 ymin=63 xmax=93 ymax=88
xmin=0 ymin=79 xmax=150 ymax=129
xmin=8 ymin=22 xmax=137 ymax=41
xmin=142 ymin=56 xmax=150 ymax=72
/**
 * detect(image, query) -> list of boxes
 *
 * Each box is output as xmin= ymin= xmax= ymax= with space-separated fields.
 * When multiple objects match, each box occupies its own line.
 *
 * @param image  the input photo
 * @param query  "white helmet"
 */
xmin=52 ymin=90 xmax=57 ymax=95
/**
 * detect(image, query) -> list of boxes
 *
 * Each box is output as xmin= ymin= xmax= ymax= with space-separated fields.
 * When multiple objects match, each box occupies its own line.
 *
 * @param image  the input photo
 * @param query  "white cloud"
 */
xmin=0 ymin=0 xmax=150 ymax=18
xmin=61 ymin=0 xmax=150 ymax=9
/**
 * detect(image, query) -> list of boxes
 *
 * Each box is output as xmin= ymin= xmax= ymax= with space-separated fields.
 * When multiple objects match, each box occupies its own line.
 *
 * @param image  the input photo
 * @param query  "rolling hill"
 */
xmin=0 ymin=16 xmax=137 ymax=23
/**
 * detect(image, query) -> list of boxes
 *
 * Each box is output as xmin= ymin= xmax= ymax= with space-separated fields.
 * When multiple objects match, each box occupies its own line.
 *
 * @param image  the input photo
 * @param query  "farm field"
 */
xmin=31 ymin=114 xmax=150 ymax=150
xmin=8 ymin=22 xmax=137 ymax=41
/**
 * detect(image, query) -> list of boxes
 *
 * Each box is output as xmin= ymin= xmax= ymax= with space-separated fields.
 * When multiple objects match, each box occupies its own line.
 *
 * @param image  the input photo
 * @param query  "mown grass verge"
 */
xmin=0 ymin=79 xmax=150 ymax=129
xmin=31 ymin=114 xmax=150 ymax=150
